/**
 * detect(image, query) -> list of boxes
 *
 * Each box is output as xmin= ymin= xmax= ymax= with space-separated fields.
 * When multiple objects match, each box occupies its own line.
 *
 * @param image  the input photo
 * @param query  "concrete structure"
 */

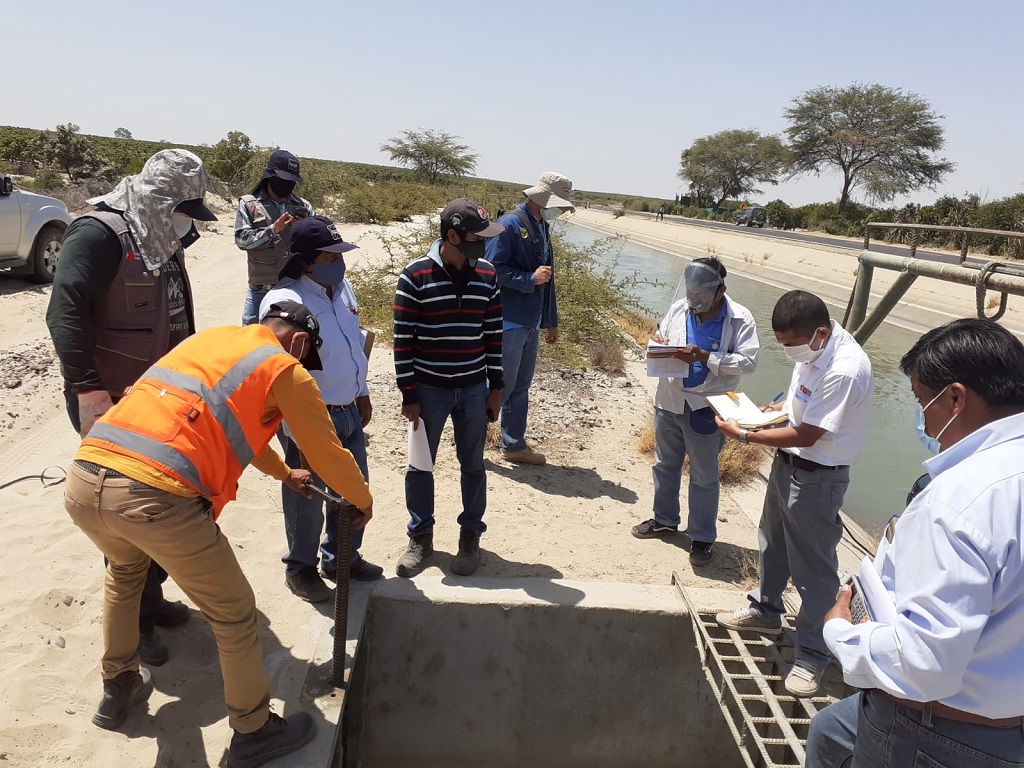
xmin=340 ymin=577 xmax=745 ymax=768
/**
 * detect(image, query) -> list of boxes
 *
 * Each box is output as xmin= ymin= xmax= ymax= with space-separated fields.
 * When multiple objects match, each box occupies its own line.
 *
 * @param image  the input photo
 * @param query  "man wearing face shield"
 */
xmin=65 ymin=300 xmax=373 ymax=761
xmin=234 ymin=150 xmax=314 ymax=325
xmin=393 ymin=198 xmax=504 ymax=578
xmin=631 ymin=257 xmax=759 ymax=567
xmin=805 ymin=318 xmax=1024 ymax=768
xmin=717 ymin=290 xmax=873 ymax=698
xmin=260 ymin=216 xmax=384 ymax=602
xmin=46 ymin=148 xmax=218 ymax=667
xmin=485 ymin=172 xmax=575 ymax=466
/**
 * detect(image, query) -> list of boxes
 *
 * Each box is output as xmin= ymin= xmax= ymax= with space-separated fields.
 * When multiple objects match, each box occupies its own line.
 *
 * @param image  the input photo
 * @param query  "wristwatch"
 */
xmin=738 ymin=428 xmax=749 ymax=444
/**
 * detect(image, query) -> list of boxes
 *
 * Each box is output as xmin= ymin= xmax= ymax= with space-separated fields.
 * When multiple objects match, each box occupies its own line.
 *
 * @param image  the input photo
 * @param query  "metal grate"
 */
xmin=674 ymin=576 xmax=851 ymax=768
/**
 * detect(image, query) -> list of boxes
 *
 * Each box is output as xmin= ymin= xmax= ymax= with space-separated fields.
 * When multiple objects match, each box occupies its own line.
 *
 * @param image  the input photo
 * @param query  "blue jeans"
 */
xmin=281 ymin=403 xmax=367 ymax=575
xmin=651 ymin=405 xmax=726 ymax=543
xmin=405 ymin=382 xmax=489 ymax=537
xmin=806 ymin=691 xmax=1024 ymax=768
xmin=749 ymin=453 xmax=849 ymax=667
xmin=242 ymin=284 xmax=272 ymax=326
xmin=500 ymin=325 xmax=540 ymax=452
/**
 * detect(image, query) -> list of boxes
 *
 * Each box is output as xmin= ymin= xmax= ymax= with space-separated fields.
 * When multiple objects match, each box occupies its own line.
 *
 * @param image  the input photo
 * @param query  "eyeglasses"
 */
xmin=302 ymin=315 xmax=323 ymax=350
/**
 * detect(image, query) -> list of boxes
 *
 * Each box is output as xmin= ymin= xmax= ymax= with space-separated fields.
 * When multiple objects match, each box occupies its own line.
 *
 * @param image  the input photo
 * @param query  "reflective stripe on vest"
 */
xmin=86 ymin=421 xmax=212 ymax=497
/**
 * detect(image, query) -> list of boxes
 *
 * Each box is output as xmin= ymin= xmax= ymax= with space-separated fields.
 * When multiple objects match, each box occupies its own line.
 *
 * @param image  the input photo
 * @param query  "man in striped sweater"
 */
xmin=393 ymin=199 xmax=504 ymax=578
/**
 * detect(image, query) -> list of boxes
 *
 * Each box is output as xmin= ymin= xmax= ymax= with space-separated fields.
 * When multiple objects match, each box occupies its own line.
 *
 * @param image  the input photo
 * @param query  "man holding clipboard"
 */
xmin=631 ymin=257 xmax=759 ymax=566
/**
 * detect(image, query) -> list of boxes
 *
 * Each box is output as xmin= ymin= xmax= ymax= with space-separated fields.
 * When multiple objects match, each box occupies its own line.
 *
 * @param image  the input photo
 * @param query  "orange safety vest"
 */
xmin=82 ymin=325 xmax=298 ymax=517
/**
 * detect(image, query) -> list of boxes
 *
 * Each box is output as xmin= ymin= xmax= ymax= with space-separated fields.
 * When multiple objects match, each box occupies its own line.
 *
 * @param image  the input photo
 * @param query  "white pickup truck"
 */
xmin=0 ymin=172 xmax=72 ymax=283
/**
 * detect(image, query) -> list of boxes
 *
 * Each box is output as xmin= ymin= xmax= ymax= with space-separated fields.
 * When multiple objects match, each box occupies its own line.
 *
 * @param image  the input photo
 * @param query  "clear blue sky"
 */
xmin=6 ymin=0 xmax=1022 ymax=206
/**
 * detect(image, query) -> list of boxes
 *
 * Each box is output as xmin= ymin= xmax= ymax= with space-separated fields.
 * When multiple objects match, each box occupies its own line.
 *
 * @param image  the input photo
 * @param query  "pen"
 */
xmin=770 ymin=391 xmax=785 ymax=405
xmin=725 ymin=391 xmax=740 ymax=405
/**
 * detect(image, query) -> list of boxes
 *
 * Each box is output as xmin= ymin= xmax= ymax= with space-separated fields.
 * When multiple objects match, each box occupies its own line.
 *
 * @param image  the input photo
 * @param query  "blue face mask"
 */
xmin=541 ymin=207 xmax=563 ymax=222
xmin=311 ymin=258 xmax=346 ymax=287
xmin=913 ymin=384 xmax=955 ymax=455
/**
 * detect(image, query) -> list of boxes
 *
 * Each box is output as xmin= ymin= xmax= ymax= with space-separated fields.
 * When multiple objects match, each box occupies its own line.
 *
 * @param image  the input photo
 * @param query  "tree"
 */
xmin=677 ymin=129 xmax=788 ymax=210
xmin=41 ymin=123 xmax=101 ymax=182
xmin=207 ymin=130 xmax=257 ymax=182
xmin=380 ymin=129 xmax=478 ymax=185
xmin=785 ymin=83 xmax=955 ymax=212
xmin=114 ymin=127 xmax=133 ymax=140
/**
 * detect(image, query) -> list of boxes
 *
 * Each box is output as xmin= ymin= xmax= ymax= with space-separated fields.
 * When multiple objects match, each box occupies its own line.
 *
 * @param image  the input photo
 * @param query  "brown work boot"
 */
xmin=502 ymin=447 xmax=546 ymax=465
xmin=395 ymin=533 xmax=433 ymax=578
xmin=226 ymin=711 xmax=316 ymax=768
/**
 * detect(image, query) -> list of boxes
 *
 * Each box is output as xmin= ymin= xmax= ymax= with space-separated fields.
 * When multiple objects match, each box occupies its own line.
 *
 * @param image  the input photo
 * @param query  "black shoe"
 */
xmin=226 ymin=711 xmax=316 ymax=768
xmin=631 ymin=519 xmax=678 ymax=539
xmin=137 ymin=630 xmax=169 ymax=666
xmin=285 ymin=566 xmax=333 ymax=603
xmin=350 ymin=557 xmax=384 ymax=582
xmin=92 ymin=667 xmax=154 ymax=731
xmin=395 ymin=533 xmax=433 ymax=578
xmin=319 ymin=559 xmax=337 ymax=581
xmin=451 ymin=531 xmax=481 ymax=577
xmin=689 ymin=540 xmax=714 ymax=566
xmin=154 ymin=600 xmax=191 ymax=628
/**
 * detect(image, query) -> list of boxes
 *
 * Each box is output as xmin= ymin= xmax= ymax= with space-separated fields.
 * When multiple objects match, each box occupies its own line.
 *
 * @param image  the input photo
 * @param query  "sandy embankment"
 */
xmin=0 ymin=207 xmax=778 ymax=766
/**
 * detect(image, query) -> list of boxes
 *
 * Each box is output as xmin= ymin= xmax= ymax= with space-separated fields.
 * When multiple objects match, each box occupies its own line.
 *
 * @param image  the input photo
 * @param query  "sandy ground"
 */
xmin=1 ymin=205 xmax=1007 ymax=765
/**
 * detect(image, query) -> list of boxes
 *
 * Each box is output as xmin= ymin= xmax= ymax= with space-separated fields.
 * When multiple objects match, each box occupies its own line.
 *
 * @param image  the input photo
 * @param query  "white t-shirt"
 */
xmin=786 ymin=321 xmax=874 ymax=467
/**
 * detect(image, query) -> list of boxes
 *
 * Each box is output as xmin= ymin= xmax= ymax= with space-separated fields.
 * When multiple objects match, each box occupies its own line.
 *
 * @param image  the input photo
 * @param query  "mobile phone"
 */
xmin=848 ymin=575 xmax=870 ymax=624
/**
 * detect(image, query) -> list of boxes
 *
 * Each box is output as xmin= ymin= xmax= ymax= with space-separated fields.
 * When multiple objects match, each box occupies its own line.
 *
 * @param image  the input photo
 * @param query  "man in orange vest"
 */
xmin=65 ymin=300 xmax=372 ymax=767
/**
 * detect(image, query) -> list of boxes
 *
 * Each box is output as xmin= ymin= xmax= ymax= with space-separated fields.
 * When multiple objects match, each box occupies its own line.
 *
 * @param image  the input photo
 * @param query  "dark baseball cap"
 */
xmin=174 ymin=197 xmax=218 ymax=221
xmin=262 ymin=149 xmax=304 ymax=183
xmin=262 ymin=301 xmax=323 ymax=371
xmin=278 ymin=215 xmax=359 ymax=280
xmin=440 ymin=198 xmax=503 ymax=239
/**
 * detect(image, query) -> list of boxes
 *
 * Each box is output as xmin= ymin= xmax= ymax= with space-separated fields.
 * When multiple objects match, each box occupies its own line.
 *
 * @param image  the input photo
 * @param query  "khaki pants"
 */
xmin=65 ymin=463 xmax=271 ymax=733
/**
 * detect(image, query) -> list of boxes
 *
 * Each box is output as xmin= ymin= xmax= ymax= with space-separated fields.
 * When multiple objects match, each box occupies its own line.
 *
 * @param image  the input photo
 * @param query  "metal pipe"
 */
xmin=845 ymin=262 xmax=874 ymax=332
xmin=852 ymin=271 xmax=918 ymax=345
xmin=858 ymin=251 xmax=1024 ymax=295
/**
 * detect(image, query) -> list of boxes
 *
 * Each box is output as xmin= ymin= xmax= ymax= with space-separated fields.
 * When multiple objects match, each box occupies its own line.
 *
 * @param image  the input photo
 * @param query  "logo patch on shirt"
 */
xmin=520 ymin=227 xmax=529 ymax=239
xmin=799 ymin=385 xmax=812 ymax=396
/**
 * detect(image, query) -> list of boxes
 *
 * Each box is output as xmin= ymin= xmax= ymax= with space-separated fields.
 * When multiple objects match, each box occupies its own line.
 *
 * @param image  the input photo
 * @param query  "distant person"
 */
xmin=805 ymin=318 xmax=1024 ymax=768
xmin=393 ymin=198 xmax=504 ymax=578
xmin=234 ymin=150 xmax=313 ymax=325
xmin=486 ymin=172 xmax=575 ymax=466
xmin=46 ymin=148 xmax=219 ymax=667
xmin=261 ymin=216 xmax=383 ymax=603
xmin=716 ymin=290 xmax=874 ymax=698
xmin=657 ymin=204 xmax=666 ymax=221
xmin=630 ymin=257 xmax=759 ymax=566
xmin=66 ymin=303 xmax=372 ymax=765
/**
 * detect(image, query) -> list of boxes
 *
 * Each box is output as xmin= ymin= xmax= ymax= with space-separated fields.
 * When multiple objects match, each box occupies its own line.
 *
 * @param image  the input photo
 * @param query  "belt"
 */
xmin=74 ymin=459 xmax=128 ymax=478
xmin=777 ymin=450 xmax=844 ymax=473
xmin=326 ymin=401 xmax=356 ymax=412
xmin=878 ymin=691 xmax=1024 ymax=728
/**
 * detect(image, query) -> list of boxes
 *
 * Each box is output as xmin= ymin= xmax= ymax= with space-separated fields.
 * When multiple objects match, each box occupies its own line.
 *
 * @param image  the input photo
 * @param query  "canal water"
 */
xmin=560 ymin=221 xmax=932 ymax=537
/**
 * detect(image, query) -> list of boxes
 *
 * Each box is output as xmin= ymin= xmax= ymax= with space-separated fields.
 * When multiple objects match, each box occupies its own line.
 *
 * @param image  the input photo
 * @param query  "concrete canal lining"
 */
xmin=339 ymin=577 xmax=744 ymax=768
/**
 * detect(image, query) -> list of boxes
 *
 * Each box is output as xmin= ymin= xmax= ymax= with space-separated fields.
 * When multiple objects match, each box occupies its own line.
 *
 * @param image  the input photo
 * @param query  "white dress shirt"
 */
xmin=654 ymin=295 xmax=760 ymax=414
xmin=786 ymin=321 xmax=873 ymax=466
xmin=824 ymin=411 xmax=1024 ymax=718
xmin=260 ymin=275 xmax=369 ymax=406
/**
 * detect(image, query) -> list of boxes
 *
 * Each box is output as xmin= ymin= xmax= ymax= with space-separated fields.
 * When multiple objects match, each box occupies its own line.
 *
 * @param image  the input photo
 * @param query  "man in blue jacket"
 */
xmin=485 ymin=172 xmax=575 ymax=466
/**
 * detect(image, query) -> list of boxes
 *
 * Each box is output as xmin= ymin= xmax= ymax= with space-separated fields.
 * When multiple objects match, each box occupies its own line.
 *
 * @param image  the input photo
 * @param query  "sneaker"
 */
xmin=785 ymin=663 xmax=824 ymax=698
xmin=715 ymin=606 xmax=783 ymax=636
xmin=631 ymin=519 xmax=678 ymax=539
xmin=396 ymin=533 xmax=434 ymax=578
xmin=689 ymin=540 xmax=714 ymax=566
xmin=92 ymin=667 xmax=154 ymax=731
xmin=451 ymin=531 xmax=481 ymax=576
xmin=349 ymin=557 xmax=384 ymax=582
xmin=137 ymin=630 xmax=169 ymax=666
xmin=154 ymin=599 xmax=191 ymax=628
xmin=285 ymin=566 xmax=333 ymax=603
xmin=502 ymin=448 xmax=546 ymax=466
xmin=226 ymin=711 xmax=316 ymax=768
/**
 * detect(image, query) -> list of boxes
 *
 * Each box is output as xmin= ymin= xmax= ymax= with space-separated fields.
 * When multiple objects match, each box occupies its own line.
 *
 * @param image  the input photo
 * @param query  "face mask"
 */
xmin=460 ymin=238 xmax=487 ymax=266
xmin=687 ymin=291 xmax=715 ymax=314
xmin=287 ymin=334 xmax=306 ymax=362
xmin=268 ymin=177 xmax=296 ymax=198
xmin=783 ymin=327 xmax=827 ymax=364
xmin=311 ymin=258 xmax=346 ymax=287
xmin=914 ymin=384 xmax=956 ymax=454
xmin=172 ymin=212 xmax=193 ymax=238
xmin=541 ymin=208 xmax=563 ymax=222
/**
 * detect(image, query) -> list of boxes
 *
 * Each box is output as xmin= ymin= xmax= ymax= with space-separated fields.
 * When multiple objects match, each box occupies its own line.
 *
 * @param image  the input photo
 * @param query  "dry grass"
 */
xmin=614 ymin=312 xmax=658 ymax=346
xmin=485 ymin=422 xmax=502 ymax=450
xmin=737 ymin=549 xmax=761 ymax=590
xmin=636 ymin=415 xmax=656 ymax=455
xmin=589 ymin=343 xmax=625 ymax=373
xmin=987 ymin=294 xmax=1002 ymax=311
xmin=636 ymin=415 xmax=766 ymax=486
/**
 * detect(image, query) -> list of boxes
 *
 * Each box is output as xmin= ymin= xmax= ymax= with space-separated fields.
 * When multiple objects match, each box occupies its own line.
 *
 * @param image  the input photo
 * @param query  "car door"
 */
xmin=0 ymin=182 xmax=23 ymax=256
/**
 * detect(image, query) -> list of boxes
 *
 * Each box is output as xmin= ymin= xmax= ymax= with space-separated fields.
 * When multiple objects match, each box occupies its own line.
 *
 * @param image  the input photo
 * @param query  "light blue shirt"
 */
xmin=260 ymin=275 xmax=369 ymax=405
xmin=824 ymin=411 xmax=1024 ymax=718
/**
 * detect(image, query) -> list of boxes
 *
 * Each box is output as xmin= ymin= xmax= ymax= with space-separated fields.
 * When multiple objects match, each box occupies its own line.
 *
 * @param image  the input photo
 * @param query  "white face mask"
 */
xmin=541 ymin=208 xmax=563 ymax=222
xmin=783 ymin=326 xmax=827 ymax=364
xmin=172 ymin=212 xmax=193 ymax=238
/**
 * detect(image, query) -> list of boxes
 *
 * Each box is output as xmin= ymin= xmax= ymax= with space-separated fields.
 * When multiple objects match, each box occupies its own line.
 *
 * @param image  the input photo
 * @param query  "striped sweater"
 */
xmin=393 ymin=239 xmax=504 ymax=404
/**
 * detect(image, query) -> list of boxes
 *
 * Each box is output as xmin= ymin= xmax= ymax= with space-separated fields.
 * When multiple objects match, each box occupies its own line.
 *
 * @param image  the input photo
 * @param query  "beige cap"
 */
xmin=523 ymin=171 xmax=576 ymax=212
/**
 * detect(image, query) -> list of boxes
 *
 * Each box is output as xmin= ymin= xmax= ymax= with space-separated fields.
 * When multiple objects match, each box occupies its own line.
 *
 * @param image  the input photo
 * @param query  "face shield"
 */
xmin=672 ymin=261 xmax=723 ymax=313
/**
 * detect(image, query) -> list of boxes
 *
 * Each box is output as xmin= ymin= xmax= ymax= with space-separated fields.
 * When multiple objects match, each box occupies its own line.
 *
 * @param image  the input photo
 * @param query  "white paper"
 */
xmin=407 ymin=420 xmax=434 ymax=472
xmin=705 ymin=392 xmax=789 ymax=429
xmin=646 ymin=341 xmax=689 ymax=378
xmin=858 ymin=555 xmax=897 ymax=625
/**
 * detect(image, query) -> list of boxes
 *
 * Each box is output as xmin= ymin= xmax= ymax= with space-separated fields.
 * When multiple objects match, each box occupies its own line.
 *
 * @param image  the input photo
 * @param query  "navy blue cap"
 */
xmin=263 ymin=150 xmax=303 ymax=183
xmin=279 ymin=215 xmax=359 ymax=279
